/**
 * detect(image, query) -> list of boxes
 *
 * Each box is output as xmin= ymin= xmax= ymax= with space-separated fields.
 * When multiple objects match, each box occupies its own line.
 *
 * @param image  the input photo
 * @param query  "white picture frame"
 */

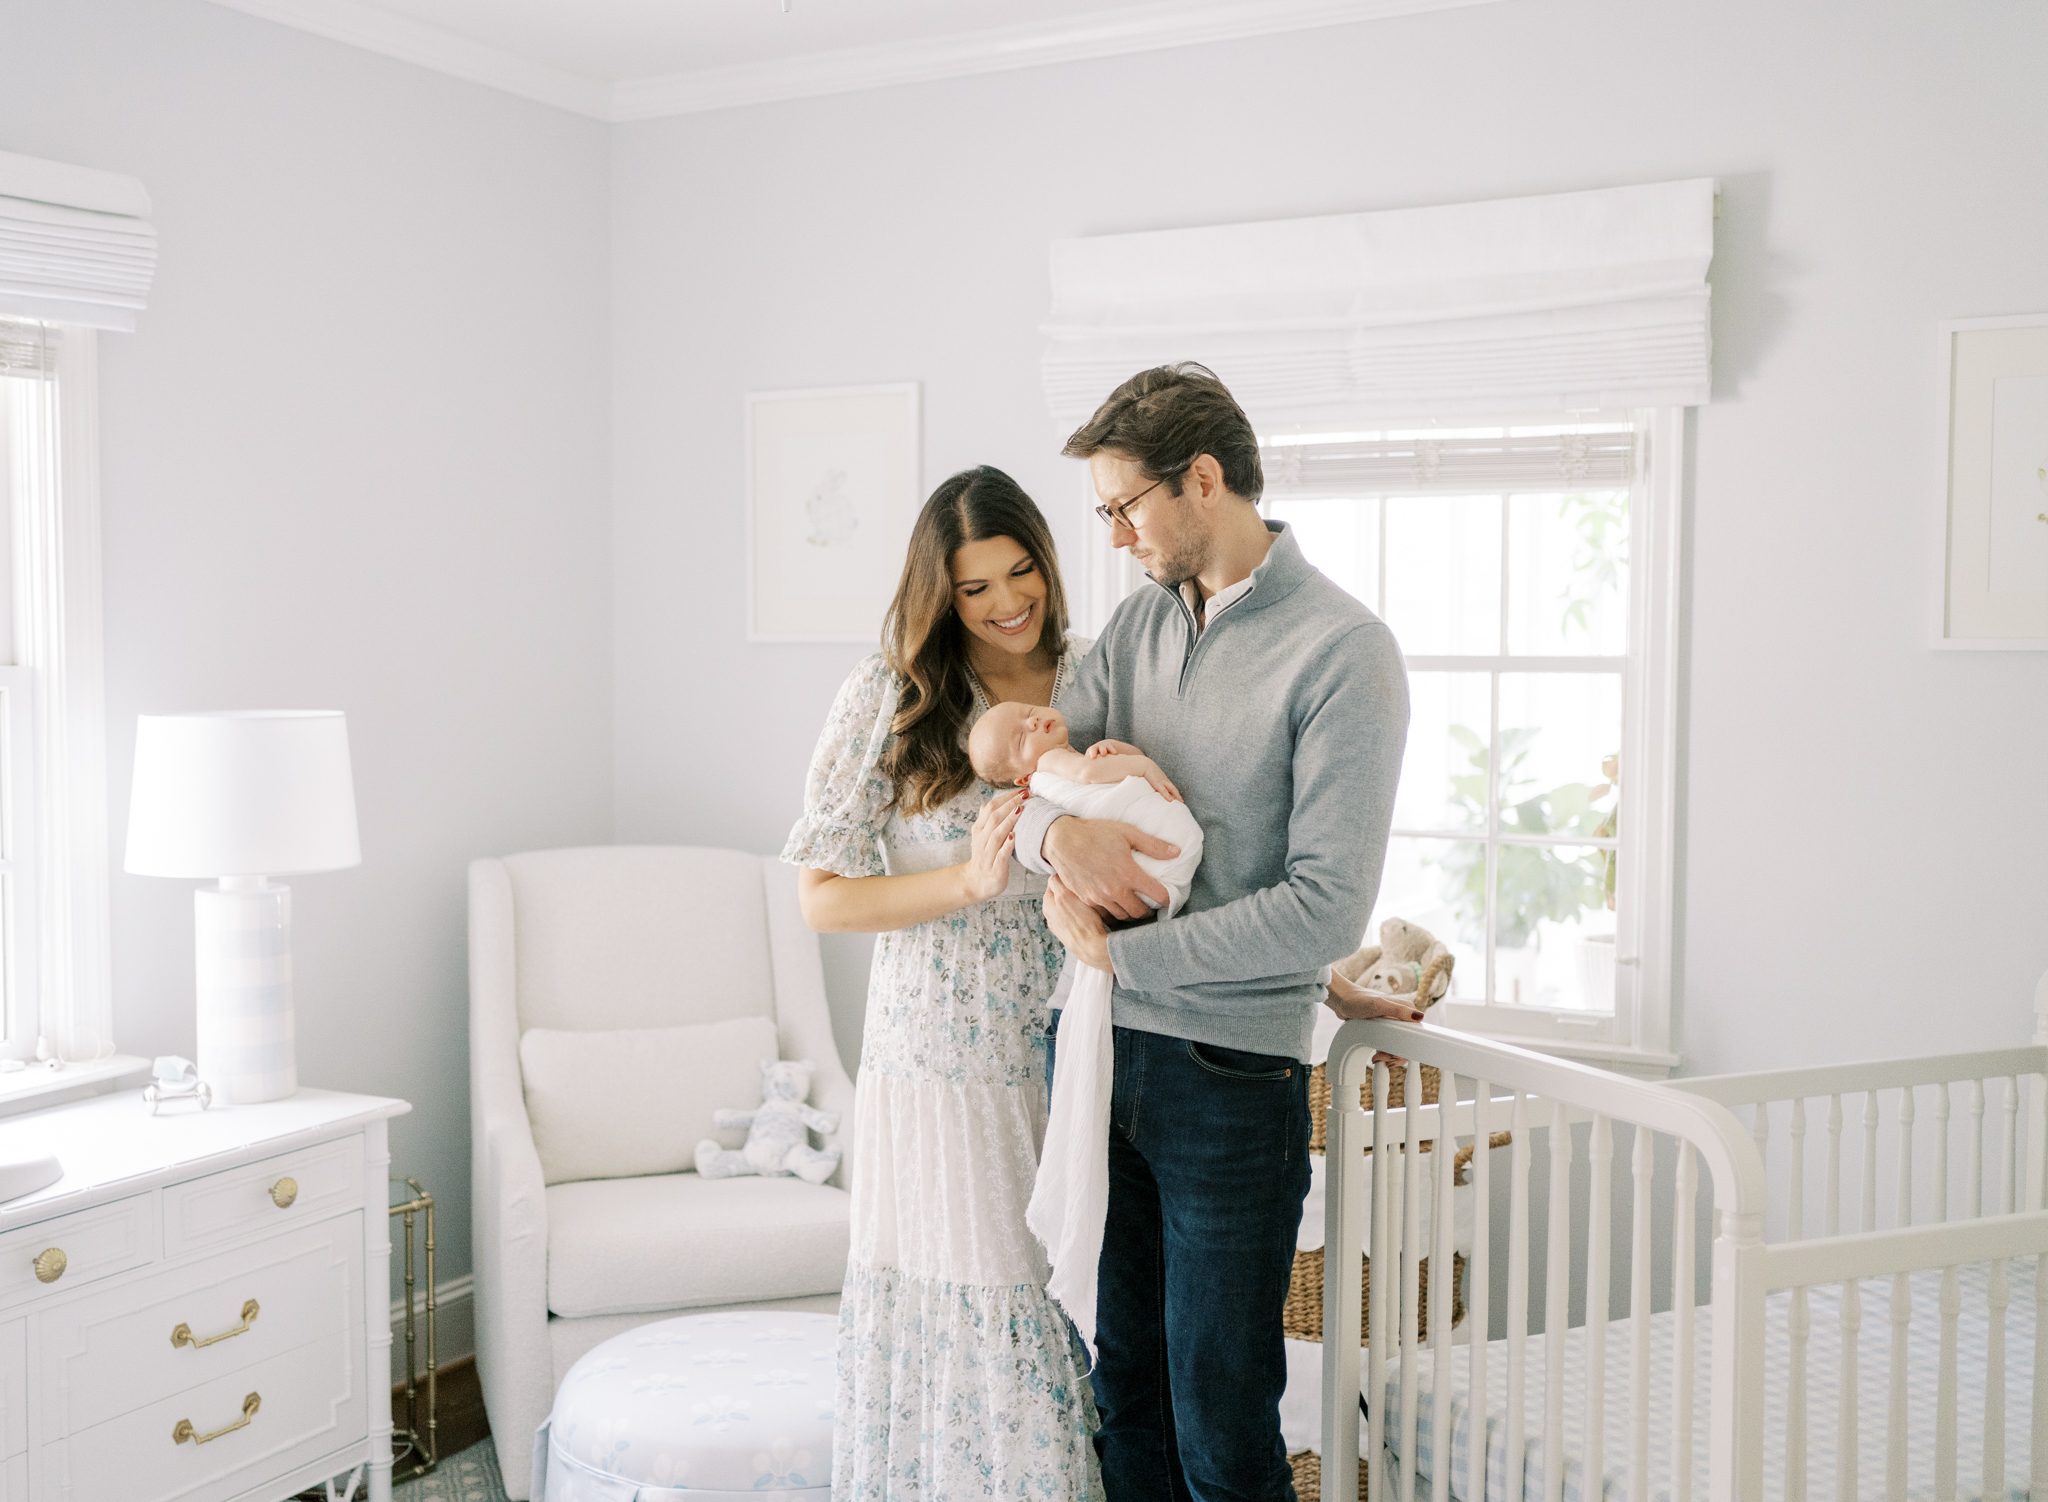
xmin=746 ymin=382 xmax=921 ymax=643
xmin=1937 ymin=314 xmax=2048 ymax=650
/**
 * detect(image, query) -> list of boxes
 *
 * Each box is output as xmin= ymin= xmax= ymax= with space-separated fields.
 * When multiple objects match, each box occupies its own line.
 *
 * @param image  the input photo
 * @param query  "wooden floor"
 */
xmin=394 ymin=1355 xmax=492 ymax=1471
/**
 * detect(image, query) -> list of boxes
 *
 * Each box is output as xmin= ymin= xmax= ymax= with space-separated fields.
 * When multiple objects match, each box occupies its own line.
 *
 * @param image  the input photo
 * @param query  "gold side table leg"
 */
xmin=387 ymin=1179 xmax=438 ymax=1484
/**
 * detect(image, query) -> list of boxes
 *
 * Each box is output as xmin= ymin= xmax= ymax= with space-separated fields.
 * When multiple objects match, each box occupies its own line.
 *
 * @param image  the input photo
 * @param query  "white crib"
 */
xmin=1318 ymin=979 xmax=2048 ymax=1502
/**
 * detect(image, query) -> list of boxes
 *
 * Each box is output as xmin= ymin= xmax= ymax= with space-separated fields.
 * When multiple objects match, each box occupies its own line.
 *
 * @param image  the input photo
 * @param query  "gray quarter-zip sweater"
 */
xmin=1016 ymin=520 xmax=1409 ymax=1063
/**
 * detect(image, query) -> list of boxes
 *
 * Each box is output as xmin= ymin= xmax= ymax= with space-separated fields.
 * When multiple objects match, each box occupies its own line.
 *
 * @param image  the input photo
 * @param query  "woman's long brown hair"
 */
xmin=880 ymin=467 xmax=1069 ymax=817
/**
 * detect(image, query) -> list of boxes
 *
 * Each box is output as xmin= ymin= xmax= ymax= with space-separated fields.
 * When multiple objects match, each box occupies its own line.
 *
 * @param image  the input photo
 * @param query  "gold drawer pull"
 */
xmin=269 ymin=1177 xmax=298 ymax=1209
xmin=172 ymin=1299 xmax=259 ymax=1350
xmin=32 ymin=1248 xmax=65 ymax=1284
xmin=173 ymin=1392 xmax=259 ymax=1446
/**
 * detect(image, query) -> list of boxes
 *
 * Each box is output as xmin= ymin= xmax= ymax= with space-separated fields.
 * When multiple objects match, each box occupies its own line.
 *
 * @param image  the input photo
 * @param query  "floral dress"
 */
xmin=782 ymin=644 xmax=1102 ymax=1502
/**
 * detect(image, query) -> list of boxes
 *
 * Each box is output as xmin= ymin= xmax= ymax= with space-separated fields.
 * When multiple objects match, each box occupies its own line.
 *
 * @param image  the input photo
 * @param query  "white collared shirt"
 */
xmin=1181 ymin=573 xmax=1255 ymax=632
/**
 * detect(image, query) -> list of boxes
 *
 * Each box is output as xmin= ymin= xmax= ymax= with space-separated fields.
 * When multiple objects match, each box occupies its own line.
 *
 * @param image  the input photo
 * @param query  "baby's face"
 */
xmin=970 ymin=702 xmax=1070 ymax=786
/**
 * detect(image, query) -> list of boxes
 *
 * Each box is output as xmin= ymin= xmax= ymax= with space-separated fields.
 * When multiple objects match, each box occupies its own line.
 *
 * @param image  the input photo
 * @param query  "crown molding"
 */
xmin=613 ymin=0 xmax=1500 ymax=120
xmin=205 ymin=0 xmax=613 ymax=119
xmin=208 ymin=0 xmax=1501 ymax=123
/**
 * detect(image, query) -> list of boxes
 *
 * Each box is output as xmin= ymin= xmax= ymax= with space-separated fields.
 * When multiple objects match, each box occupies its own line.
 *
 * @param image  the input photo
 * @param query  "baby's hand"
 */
xmin=1086 ymin=740 xmax=1142 ymax=760
xmin=1139 ymin=765 xmax=1182 ymax=804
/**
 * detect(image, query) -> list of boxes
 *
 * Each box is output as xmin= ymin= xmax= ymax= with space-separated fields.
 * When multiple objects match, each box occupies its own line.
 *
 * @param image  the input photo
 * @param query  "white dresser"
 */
xmin=0 ymin=1085 xmax=409 ymax=1502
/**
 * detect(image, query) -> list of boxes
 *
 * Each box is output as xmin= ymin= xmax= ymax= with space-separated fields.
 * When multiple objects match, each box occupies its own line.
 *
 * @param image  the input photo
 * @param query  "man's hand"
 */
xmin=1043 ymin=816 xmax=1177 ymax=921
xmin=1324 ymin=969 xmax=1425 ymax=1070
xmin=1044 ymin=876 xmax=1113 ymax=972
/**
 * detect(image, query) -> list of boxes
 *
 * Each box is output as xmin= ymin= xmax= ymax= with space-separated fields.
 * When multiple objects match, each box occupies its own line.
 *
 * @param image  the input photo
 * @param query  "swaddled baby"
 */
xmin=969 ymin=702 xmax=1204 ymax=1361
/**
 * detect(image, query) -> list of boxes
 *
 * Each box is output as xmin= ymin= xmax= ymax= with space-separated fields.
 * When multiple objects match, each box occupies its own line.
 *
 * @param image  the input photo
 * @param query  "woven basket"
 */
xmin=1307 ymin=1061 xmax=1437 ymax=1153
xmin=1288 ymin=1447 xmax=1368 ymax=1501
xmin=1282 ymin=1245 xmax=1466 ymax=1344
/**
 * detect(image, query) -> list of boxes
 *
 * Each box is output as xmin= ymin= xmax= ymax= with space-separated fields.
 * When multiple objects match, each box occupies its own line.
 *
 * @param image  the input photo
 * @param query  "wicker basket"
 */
xmin=1282 ymin=1244 xmax=1465 ymax=1343
xmin=1289 ymin=1447 xmax=1368 ymax=1501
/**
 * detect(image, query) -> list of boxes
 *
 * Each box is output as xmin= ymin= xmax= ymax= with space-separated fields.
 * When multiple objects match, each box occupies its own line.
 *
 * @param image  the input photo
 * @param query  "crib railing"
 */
xmin=1320 ymin=1018 xmax=2048 ymax=1502
xmin=1671 ymin=1052 xmax=2048 ymax=1502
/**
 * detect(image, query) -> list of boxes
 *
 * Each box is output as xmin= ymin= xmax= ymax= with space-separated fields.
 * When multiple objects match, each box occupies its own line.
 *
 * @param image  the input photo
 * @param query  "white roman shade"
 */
xmin=0 ymin=150 xmax=157 ymax=332
xmin=1042 ymin=179 xmax=1715 ymax=431
xmin=1262 ymin=425 xmax=1638 ymax=497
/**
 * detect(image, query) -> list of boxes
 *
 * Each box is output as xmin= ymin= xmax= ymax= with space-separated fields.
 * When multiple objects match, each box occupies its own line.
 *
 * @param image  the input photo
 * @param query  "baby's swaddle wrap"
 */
xmin=1023 ymin=769 xmax=1203 ymax=1363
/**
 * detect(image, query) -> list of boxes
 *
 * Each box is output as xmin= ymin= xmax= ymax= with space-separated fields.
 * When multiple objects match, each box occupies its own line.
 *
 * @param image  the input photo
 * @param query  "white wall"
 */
xmin=1 ymin=0 xmax=614 ymax=1309
xmin=611 ymin=0 xmax=2048 ymax=1078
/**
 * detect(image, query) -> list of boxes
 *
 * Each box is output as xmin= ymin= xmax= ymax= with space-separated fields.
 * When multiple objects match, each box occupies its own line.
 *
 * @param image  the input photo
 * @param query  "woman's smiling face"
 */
xmin=950 ymin=534 xmax=1048 ymax=661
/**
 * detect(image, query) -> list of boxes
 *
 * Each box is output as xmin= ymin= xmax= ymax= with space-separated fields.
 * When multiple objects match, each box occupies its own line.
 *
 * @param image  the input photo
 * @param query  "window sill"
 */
xmin=0 ymin=1054 xmax=151 ymax=1119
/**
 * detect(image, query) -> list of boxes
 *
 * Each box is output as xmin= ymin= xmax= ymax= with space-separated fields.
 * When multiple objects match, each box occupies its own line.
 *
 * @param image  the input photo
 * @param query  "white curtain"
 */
xmin=0 ymin=150 xmax=157 ymax=333
xmin=1042 ymin=178 xmax=1715 ymax=431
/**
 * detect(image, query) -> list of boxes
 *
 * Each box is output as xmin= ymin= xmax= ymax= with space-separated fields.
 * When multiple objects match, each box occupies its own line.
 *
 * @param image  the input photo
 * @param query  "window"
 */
xmin=0 ymin=317 xmax=114 ymax=1066
xmin=1262 ymin=412 xmax=1681 ymax=1069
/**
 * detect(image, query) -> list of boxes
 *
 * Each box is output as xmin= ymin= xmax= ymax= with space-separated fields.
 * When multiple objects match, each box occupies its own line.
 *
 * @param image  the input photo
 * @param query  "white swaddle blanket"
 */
xmin=1023 ymin=768 xmax=1203 ymax=1363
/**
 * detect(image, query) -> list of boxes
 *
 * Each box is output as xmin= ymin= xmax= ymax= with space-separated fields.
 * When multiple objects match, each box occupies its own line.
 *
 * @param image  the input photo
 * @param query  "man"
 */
xmin=1018 ymin=363 xmax=1413 ymax=1502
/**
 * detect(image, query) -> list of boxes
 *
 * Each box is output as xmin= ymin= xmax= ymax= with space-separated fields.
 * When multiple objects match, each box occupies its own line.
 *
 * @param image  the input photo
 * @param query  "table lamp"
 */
xmin=124 ymin=711 xmax=361 ymax=1105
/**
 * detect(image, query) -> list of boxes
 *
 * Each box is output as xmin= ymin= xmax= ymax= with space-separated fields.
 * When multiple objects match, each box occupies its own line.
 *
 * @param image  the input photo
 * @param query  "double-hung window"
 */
xmin=1262 ymin=411 xmax=1682 ymax=1070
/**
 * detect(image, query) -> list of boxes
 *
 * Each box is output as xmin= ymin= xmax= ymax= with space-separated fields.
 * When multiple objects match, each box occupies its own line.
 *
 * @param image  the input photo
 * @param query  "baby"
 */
xmin=967 ymin=701 xmax=1183 ymax=807
xmin=970 ymin=702 xmax=1204 ymax=1362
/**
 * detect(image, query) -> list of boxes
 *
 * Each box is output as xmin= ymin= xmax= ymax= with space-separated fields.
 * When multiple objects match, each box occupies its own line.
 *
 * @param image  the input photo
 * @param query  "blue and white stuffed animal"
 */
xmin=695 ymin=1059 xmax=842 ymax=1185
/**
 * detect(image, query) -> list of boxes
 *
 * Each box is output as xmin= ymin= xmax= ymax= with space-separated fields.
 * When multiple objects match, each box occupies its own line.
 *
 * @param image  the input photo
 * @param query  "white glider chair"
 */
xmin=470 ymin=846 xmax=855 ymax=1499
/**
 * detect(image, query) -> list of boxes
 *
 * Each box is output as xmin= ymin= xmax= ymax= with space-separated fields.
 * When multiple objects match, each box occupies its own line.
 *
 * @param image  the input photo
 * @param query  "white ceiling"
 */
xmin=204 ymin=0 xmax=1497 ymax=121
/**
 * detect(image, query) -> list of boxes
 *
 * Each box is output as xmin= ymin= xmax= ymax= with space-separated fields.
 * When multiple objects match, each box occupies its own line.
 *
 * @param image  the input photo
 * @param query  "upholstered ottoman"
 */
xmin=532 ymin=1310 xmax=837 ymax=1501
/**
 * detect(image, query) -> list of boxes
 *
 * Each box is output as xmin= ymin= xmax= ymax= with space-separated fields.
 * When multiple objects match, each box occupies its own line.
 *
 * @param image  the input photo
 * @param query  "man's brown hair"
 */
xmin=1061 ymin=362 xmax=1263 ymax=503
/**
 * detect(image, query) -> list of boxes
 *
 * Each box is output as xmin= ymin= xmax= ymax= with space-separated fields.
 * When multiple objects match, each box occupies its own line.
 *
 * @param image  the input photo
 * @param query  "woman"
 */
xmin=784 ymin=466 xmax=1100 ymax=1502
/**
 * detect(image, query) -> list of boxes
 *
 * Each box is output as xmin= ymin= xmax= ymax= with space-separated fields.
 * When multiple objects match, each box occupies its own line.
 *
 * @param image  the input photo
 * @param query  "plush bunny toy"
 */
xmin=695 ymin=1059 xmax=843 ymax=1185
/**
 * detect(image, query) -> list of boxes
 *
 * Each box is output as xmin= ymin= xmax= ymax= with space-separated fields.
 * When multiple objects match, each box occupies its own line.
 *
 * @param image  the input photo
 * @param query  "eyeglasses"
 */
xmin=1093 ymin=476 xmax=1169 ymax=530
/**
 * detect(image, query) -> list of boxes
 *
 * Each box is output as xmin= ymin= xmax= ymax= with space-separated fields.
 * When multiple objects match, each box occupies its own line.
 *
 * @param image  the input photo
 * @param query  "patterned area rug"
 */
xmin=394 ymin=1440 xmax=511 ymax=1502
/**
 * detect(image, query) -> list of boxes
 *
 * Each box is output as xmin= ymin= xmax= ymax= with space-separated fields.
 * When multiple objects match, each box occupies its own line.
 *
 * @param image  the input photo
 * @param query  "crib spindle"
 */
xmin=1788 ymin=1280 xmax=1810 ymax=1502
xmin=1970 ymin=1080 xmax=1987 ymax=1220
xmin=1400 ymin=1060 xmax=1424 ymax=1502
xmin=1543 ymin=1101 xmax=1569 ymax=1502
xmin=1887 ymin=1267 xmax=1911 ymax=1500
xmin=1887 ymin=1091 xmax=1914 ymax=1499
xmin=1935 ymin=1263 xmax=1959 ymax=1502
xmin=2029 ymin=1253 xmax=2046 ymax=1500
xmin=1468 ymin=1083 xmax=1491 ymax=1502
xmin=1430 ymin=1070 xmax=1456 ymax=1502
xmin=1839 ymin=1272 xmax=1861 ymax=1502
xmin=1506 ymin=1092 xmax=1531 ymax=1502
xmin=1368 ymin=1063 xmax=1390 ymax=1502
xmin=1671 ymin=1140 xmax=1695 ymax=1502
xmin=1986 ymin=1254 xmax=2008 ymax=1500
xmin=1787 ymin=1097 xmax=1809 ymax=1502
xmin=1628 ymin=1124 xmax=1651 ymax=1502
xmin=1584 ymin=1115 xmax=1611 ymax=1502
xmin=1826 ymin=1095 xmax=1843 ymax=1238
xmin=1934 ymin=1083 xmax=1951 ymax=1225
xmin=2004 ymin=1075 xmax=2021 ymax=1216
xmin=1862 ymin=1090 xmax=1880 ymax=1234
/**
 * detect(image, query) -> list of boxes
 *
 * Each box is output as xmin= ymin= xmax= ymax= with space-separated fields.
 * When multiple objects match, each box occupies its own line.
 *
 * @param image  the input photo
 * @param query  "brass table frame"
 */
xmin=389 ymin=1178 xmax=438 ymax=1483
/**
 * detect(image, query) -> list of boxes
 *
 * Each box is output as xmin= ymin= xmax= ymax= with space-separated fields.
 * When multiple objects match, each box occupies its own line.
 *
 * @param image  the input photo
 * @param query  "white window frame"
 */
xmin=0 ymin=319 xmax=114 ymax=1066
xmin=1077 ymin=407 xmax=1685 ymax=1077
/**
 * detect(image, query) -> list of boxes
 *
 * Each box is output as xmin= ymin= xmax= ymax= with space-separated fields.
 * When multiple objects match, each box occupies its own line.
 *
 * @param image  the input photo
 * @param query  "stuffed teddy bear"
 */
xmin=1335 ymin=916 xmax=1454 ymax=1006
xmin=695 ymin=1059 xmax=843 ymax=1185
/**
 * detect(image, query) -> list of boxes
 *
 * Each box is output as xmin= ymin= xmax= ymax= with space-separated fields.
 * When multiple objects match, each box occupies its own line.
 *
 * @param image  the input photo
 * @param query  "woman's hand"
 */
xmin=1324 ymin=968 xmax=1425 ymax=1070
xmin=960 ymin=787 xmax=1027 ymax=904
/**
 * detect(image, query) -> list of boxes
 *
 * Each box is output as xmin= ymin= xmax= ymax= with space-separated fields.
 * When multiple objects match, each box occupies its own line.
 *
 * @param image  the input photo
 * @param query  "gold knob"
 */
xmin=32 ymin=1247 xmax=65 ymax=1284
xmin=269 ymin=1177 xmax=298 ymax=1209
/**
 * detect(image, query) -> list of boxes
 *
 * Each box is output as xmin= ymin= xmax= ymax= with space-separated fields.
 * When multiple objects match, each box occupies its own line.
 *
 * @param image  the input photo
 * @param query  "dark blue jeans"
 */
xmin=1049 ymin=1016 xmax=1311 ymax=1502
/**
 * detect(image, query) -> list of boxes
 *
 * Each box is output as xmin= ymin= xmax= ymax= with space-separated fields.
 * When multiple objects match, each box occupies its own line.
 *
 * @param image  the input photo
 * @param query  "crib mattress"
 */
xmin=1292 ymin=1261 xmax=2041 ymax=1502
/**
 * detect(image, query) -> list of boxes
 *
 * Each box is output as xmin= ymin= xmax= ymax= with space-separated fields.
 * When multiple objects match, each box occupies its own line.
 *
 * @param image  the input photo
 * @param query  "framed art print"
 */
xmin=746 ymin=382 xmax=921 ymax=642
xmin=1939 ymin=314 xmax=2048 ymax=649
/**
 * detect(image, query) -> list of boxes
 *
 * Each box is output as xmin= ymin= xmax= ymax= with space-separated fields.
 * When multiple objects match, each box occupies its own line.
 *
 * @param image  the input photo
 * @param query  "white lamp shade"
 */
xmin=125 ymin=711 xmax=362 ymax=878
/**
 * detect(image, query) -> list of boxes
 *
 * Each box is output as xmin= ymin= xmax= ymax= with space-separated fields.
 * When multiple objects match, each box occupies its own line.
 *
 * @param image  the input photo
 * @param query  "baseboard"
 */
xmin=390 ymin=1273 xmax=475 ymax=1387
